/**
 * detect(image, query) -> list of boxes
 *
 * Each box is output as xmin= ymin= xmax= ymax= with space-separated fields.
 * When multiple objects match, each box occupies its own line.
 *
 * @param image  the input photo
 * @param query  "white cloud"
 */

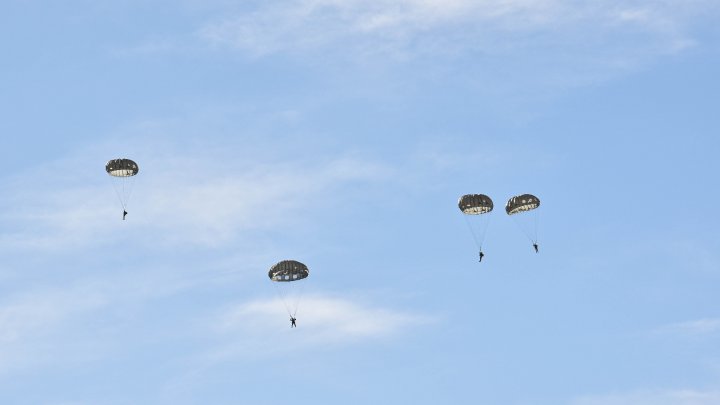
xmin=0 ymin=284 xmax=110 ymax=374
xmin=187 ymin=0 xmax=720 ymax=98
xmin=0 ymin=260 xmax=246 ymax=376
xmin=657 ymin=318 xmax=720 ymax=337
xmin=225 ymin=295 xmax=429 ymax=338
xmin=572 ymin=389 xmax=720 ymax=405
xmin=204 ymin=295 xmax=433 ymax=360
xmin=0 ymin=287 xmax=107 ymax=345
xmin=197 ymin=0 xmax=716 ymax=58
xmin=0 ymin=146 xmax=392 ymax=251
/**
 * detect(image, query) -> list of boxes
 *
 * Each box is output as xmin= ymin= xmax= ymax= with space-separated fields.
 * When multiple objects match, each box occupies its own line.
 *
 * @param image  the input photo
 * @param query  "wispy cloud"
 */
xmin=656 ymin=318 xmax=720 ymax=337
xmin=0 ymin=286 xmax=107 ymax=345
xmin=197 ymin=0 xmax=717 ymax=59
xmin=0 ymin=284 xmax=110 ymax=374
xmin=572 ymin=389 xmax=720 ymax=405
xmin=204 ymin=295 xmax=433 ymax=360
xmin=0 ymin=142 xmax=392 ymax=251
xmin=186 ymin=0 xmax=720 ymax=99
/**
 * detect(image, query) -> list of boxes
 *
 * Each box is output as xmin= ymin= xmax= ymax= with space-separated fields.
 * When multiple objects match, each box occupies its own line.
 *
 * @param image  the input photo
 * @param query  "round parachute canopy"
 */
xmin=505 ymin=194 xmax=540 ymax=215
xmin=458 ymin=194 xmax=494 ymax=215
xmin=268 ymin=260 xmax=309 ymax=282
xmin=106 ymin=159 xmax=139 ymax=177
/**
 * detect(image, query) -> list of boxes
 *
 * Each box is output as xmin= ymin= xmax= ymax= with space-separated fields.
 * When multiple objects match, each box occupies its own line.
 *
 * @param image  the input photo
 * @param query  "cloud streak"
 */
xmin=222 ymin=295 xmax=430 ymax=339
xmin=572 ymin=389 xmax=720 ymax=405
xmin=0 ymin=145 xmax=392 ymax=251
xmin=198 ymin=0 xmax=717 ymax=59
xmin=204 ymin=295 xmax=433 ymax=361
xmin=656 ymin=318 xmax=720 ymax=337
xmin=0 ymin=283 xmax=110 ymax=374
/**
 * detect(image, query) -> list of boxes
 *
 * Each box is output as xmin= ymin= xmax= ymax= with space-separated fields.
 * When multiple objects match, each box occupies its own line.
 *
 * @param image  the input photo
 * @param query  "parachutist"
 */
xmin=533 ymin=243 xmax=539 ymax=253
xmin=269 ymin=261 xmax=309 ymax=327
xmin=106 ymin=158 xmax=138 ymax=220
xmin=459 ymin=194 xmax=494 ymax=263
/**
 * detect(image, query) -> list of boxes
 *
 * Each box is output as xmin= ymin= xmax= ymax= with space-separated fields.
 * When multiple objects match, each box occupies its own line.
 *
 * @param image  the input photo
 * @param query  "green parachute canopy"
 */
xmin=105 ymin=158 xmax=139 ymax=177
xmin=458 ymin=194 xmax=494 ymax=215
xmin=505 ymin=194 xmax=540 ymax=215
xmin=268 ymin=260 xmax=309 ymax=282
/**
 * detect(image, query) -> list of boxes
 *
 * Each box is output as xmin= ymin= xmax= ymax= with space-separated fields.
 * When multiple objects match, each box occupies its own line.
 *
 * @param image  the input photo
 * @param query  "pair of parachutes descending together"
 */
xmin=459 ymin=193 xmax=541 ymax=260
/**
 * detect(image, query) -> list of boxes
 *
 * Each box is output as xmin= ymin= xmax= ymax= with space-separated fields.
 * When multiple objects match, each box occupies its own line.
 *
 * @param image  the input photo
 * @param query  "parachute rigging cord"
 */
xmin=511 ymin=210 xmax=539 ymax=246
xmin=463 ymin=213 xmax=492 ymax=257
xmin=109 ymin=176 xmax=136 ymax=218
xmin=273 ymin=282 xmax=293 ymax=317
xmin=533 ymin=209 xmax=539 ymax=252
xmin=272 ymin=279 xmax=306 ymax=318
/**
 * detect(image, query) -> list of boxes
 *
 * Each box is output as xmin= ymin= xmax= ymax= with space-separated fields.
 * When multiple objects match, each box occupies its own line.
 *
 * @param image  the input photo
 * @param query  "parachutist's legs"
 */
xmin=123 ymin=210 xmax=128 ymax=220
xmin=533 ymin=243 xmax=539 ymax=253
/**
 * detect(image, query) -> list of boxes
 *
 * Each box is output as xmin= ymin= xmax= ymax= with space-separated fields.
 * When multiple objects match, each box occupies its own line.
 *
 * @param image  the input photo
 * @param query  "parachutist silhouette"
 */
xmin=459 ymin=194 xmax=494 ymax=264
xmin=290 ymin=317 xmax=297 ymax=328
xmin=106 ymin=158 xmax=138 ymax=221
xmin=533 ymin=243 xmax=539 ymax=253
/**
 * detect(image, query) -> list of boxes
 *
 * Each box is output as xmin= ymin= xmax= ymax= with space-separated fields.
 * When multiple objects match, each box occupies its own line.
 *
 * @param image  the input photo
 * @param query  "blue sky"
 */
xmin=1 ymin=1 xmax=720 ymax=404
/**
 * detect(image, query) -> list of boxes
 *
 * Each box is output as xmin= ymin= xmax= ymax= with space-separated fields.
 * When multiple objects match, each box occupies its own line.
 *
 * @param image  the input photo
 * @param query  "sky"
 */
xmin=1 ymin=0 xmax=720 ymax=404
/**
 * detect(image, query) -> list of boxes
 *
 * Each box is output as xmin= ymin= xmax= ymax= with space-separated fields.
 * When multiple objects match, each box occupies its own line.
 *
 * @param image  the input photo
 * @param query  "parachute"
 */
xmin=505 ymin=194 xmax=540 ymax=215
xmin=269 ymin=260 xmax=309 ymax=320
xmin=458 ymin=194 xmax=494 ymax=261
xmin=106 ymin=158 xmax=138 ymax=220
xmin=506 ymin=194 xmax=541 ymax=252
xmin=458 ymin=194 xmax=494 ymax=215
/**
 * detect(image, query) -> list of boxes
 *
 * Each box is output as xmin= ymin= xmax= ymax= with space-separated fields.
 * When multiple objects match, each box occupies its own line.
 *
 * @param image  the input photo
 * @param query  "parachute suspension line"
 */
xmin=110 ymin=176 xmax=136 ymax=219
xmin=463 ymin=214 xmax=492 ymax=250
xmin=463 ymin=215 xmax=482 ymax=249
xmin=291 ymin=280 xmax=306 ymax=318
xmin=272 ymin=279 xmax=306 ymax=318
xmin=512 ymin=215 xmax=535 ymax=245
xmin=478 ymin=213 xmax=492 ymax=249
xmin=272 ymin=282 xmax=293 ymax=318
xmin=108 ymin=176 xmax=127 ymax=211
xmin=124 ymin=176 xmax=136 ymax=210
xmin=533 ymin=209 xmax=540 ymax=245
